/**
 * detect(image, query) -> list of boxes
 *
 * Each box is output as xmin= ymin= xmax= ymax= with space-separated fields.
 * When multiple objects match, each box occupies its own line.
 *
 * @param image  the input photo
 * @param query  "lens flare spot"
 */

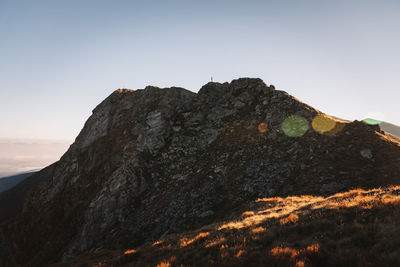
xmin=281 ymin=115 xmax=309 ymax=137
xmin=363 ymin=118 xmax=381 ymax=125
xmin=312 ymin=115 xmax=336 ymax=134
xmin=258 ymin=122 xmax=268 ymax=133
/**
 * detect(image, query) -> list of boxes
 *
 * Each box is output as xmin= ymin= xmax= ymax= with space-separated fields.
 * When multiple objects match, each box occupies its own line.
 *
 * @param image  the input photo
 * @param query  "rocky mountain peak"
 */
xmin=73 ymin=84 xmax=195 ymax=150
xmin=1 ymin=78 xmax=400 ymax=266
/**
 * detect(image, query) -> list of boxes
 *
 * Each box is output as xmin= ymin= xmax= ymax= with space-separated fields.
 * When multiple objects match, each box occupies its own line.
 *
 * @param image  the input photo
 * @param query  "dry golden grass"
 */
xmin=255 ymin=196 xmax=281 ymax=202
xmin=220 ymin=186 xmax=400 ymax=231
xmin=75 ymin=186 xmax=400 ymax=267
xmin=270 ymin=246 xmax=299 ymax=259
xmin=270 ymin=243 xmax=320 ymax=265
xmin=123 ymin=249 xmax=136 ymax=255
xmin=279 ymin=213 xmax=299 ymax=225
xmin=179 ymin=232 xmax=210 ymax=247
xmin=220 ymin=244 xmax=228 ymax=250
xmin=306 ymin=244 xmax=320 ymax=253
xmin=152 ymin=240 xmax=163 ymax=246
xmin=156 ymin=261 xmax=171 ymax=267
xmin=234 ymin=249 xmax=246 ymax=258
xmin=205 ymin=237 xmax=226 ymax=248
xmin=241 ymin=211 xmax=255 ymax=217
xmin=251 ymin=226 xmax=265 ymax=234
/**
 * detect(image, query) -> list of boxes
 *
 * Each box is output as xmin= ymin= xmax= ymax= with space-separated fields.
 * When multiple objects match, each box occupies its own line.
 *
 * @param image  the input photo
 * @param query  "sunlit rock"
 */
xmin=360 ymin=148 xmax=373 ymax=159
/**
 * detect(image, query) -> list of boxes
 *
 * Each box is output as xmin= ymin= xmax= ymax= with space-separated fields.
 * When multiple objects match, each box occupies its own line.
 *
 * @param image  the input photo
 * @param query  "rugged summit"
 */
xmin=2 ymin=78 xmax=400 ymax=266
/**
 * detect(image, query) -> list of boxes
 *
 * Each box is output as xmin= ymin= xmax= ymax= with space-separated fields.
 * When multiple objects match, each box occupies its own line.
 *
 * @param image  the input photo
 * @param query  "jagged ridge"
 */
xmin=1 ymin=78 xmax=400 ymax=266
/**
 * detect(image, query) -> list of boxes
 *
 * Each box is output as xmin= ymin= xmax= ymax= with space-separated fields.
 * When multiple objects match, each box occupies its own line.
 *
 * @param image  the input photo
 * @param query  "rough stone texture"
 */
xmin=2 ymin=78 xmax=400 ymax=266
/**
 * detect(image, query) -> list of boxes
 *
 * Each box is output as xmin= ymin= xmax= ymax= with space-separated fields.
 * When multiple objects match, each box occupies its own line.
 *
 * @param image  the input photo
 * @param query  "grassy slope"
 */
xmin=53 ymin=186 xmax=400 ymax=267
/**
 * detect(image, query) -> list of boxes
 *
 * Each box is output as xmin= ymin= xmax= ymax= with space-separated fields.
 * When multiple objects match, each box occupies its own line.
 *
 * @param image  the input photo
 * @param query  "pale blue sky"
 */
xmin=1 ymin=0 xmax=399 ymax=140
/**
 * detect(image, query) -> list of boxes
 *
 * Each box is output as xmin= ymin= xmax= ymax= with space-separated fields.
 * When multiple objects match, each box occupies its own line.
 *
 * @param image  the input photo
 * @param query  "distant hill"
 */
xmin=0 ymin=171 xmax=36 ymax=192
xmin=380 ymin=121 xmax=400 ymax=138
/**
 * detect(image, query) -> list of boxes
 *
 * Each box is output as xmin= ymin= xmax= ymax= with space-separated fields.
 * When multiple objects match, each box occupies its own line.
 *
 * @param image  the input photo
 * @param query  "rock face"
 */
xmin=2 ymin=78 xmax=400 ymax=266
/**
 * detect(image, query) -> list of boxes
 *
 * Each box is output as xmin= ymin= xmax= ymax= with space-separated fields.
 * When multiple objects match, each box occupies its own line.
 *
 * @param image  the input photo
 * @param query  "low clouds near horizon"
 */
xmin=0 ymin=138 xmax=71 ymax=177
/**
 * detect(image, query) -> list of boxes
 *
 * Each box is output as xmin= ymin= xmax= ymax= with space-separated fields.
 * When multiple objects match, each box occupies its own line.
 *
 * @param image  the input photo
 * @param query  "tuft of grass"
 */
xmin=152 ymin=240 xmax=163 ymax=246
xmin=270 ymin=246 xmax=299 ymax=259
xmin=241 ymin=211 xmax=255 ymax=217
xmin=179 ymin=232 xmax=210 ymax=247
xmin=205 ymin=236 xmax=226 ymax=248
xmin=234 ymin=249 xmax=246 ymax=258
xmin=156 ymin=260 xmax=171 ymax=267
xmin=251 ymin=226 xmax=265 ymax=234
xmin=123 ymin=249 xmax=136 ymax=255
xmin=280 ymin=213 xmax=299 ymax=225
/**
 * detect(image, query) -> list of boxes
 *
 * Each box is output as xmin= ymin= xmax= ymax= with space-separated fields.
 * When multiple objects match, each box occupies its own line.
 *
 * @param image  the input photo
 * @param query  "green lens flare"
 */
xmin=281 ymin=115 xmax=309 ymax=137
xmin=362 ymin=118 xmax=381 ymax=125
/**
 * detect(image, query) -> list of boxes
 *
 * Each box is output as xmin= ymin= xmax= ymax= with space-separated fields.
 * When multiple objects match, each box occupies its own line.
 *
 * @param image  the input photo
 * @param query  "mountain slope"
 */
xmin=54 ymin=186 xmax=400 ymax=267
xmin=0 ymin=167 xmax=52 ymax=224
xmin=2 ymin=78 xmax=400 ymax=266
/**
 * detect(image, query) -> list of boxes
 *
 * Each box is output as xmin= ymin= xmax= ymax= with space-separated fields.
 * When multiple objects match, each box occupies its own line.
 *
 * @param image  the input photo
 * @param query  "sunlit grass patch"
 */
xmin=180 ymin=232 xmax=210 ymax=247
xmin=123 ymin=249 xmax=136 ymax=255
xmin=92 ymin=185 xmax=400 ymax=267
xmin=205 ymin=237 xmax=226 ymax=248
xmin=312 ymin=186 xmax=400 ymax=210
xmin=156 ymin=260 xmax=171 ymax=267
xmin=255 ymin=196 xmax=281 ymax=202
xmin=251 ymin=226 xmax=265 ymax=234
xmin=270 ymin=243 xmax=320 ymax=262
xmin=152 ymin=240 xmax=163 ymax=246
xmin=234 ymin=249 xmax=246 ymax=258
xmin=381 ymin=194 xmax=400 ymax=206
xmin=270 ymin=246 xmax=299 ymax=259
xmin=280 ymin=213 xmax=299 ymax=225
xmin=154 ymin=255 xmax=176 ymax=267
xmin=241 ymin=211 xmax=255 ymax=217
xmin=306 ymin=244 xmax=319 ymax=253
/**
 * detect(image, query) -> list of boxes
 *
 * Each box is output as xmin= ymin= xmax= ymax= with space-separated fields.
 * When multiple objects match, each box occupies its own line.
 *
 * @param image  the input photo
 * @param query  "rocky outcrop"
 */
xmin=2 ymin=78 xmax=400 ymax=266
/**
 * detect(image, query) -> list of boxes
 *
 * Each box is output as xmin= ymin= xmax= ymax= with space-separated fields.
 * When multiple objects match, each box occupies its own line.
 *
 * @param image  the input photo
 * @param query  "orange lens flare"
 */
xmin=258 ymin=122 xmax=268 ymax=133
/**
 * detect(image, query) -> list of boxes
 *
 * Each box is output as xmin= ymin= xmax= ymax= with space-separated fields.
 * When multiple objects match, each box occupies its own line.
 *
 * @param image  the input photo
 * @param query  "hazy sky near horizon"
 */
xmin=1 ymin=0 xmax=400 ymax=140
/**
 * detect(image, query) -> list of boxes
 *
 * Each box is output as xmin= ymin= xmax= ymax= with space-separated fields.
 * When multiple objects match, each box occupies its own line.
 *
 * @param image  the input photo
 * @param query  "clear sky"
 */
xmin=1 ymin=0 xmax=399 ymax=140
